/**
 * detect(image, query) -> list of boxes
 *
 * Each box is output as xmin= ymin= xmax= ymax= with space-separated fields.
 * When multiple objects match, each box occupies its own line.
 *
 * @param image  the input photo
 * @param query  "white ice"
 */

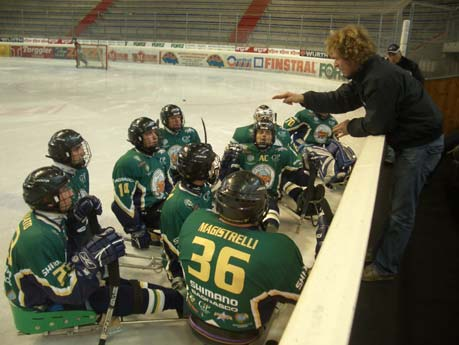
xmin=0 ymin=57 xmax=363 ymax=345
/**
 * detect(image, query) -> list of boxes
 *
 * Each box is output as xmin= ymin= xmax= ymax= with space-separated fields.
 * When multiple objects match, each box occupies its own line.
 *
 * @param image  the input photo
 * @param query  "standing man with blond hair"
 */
xmin=273 ymin=25 xmax=443 ymax=281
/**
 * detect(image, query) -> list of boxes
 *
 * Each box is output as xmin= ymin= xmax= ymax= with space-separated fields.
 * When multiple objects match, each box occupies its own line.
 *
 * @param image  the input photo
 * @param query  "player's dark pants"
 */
xmin=60 ymin=278 xmax=183 ymax=317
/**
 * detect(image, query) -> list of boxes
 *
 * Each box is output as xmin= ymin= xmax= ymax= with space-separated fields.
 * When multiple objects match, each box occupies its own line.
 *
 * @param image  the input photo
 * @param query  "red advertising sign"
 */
xmin=235 ymin=46 xmax=268 ymax=54
xmin=264 ymin=57 xmax=316 ymax=74
xmin=10 ymin=45 xmax=55 ymax=58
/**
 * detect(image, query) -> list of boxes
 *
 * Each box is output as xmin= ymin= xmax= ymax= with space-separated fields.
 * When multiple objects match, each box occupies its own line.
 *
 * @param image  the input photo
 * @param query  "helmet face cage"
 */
xmin=160 ymin=104 xmax=184 ymax=130
xmin=128 ymin=117 xmax=160 ymax=154
xmin=177 ymin=143 xmax=219 ymax=183
xmin=48 ymin=129 xmax=92 ymax=168
xmin=23 ymin=166 xmax=70 ymax=212
xmin=215 ymin=171 xmax=268 ymax=225
xmin=253 ymin=105 xmax=274 ymax=122
xmin=253 ymin=120 xmax=275 ymax=149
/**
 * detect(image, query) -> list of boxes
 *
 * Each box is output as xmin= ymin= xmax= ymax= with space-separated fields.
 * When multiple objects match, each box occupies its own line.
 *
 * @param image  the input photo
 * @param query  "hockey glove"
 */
xmin=220 ymin=144 xmax=242 ymax=179
xmin=72 ymin=195 xmax=103 ymax=223
xmin=72 ymin=227 xmax=125 ymax=278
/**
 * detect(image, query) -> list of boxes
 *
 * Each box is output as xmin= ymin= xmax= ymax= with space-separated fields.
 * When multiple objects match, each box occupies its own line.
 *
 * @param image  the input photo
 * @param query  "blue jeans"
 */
xmin=375 ymin=135 xmax=444 ymax=274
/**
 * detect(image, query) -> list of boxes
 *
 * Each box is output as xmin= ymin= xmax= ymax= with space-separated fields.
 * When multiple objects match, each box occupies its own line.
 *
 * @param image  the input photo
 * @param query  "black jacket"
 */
xmin=397 ymin=56 xmax=424 ymax=85
xmin=302 ymin=55 xmax=442 ymax=150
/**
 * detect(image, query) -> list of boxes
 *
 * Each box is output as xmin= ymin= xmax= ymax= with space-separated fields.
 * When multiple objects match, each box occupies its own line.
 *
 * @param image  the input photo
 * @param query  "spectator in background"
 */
xmin=386 ymin=43 xmax=424 ymax=85
xmin=273 ymin=24 xmax=443 ymax=281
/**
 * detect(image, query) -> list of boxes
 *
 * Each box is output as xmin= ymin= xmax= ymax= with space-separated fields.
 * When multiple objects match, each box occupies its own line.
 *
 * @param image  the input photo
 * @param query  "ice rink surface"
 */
xmin=0 ymin=57 xmax=364 ymax=344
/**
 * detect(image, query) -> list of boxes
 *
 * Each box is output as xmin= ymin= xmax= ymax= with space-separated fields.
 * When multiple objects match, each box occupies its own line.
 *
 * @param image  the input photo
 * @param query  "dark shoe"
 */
xmin=131 ymin=230 xmax=151 ymax=249
xmin=362 ymin=264 xmax=395 ymax=282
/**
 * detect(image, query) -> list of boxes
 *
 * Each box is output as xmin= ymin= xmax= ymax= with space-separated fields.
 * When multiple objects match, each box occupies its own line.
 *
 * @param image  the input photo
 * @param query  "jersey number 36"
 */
xmin=188 ymin=236 xmax=250 ymax=295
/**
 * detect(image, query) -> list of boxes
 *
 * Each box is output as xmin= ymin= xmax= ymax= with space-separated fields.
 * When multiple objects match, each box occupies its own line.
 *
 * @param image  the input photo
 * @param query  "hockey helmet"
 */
xmin=160 ymin=104 xmax=184 ymax=131
xmin=253 ymin=120 xmax=275 ymax=149
xmin=253 ymin=105 xmax=274 ymax=122
xmin=47 ymin=129 xmax=91 ymax=168
xmin=23 ymin=166 xmax=70 ymax=212
xmin=215 ymin=171 xmax=268 ymax=225
xmin=128 ymin=117 xmax=160 ymax=154
xmin=177 ymin=143 xmax=220 ymax=184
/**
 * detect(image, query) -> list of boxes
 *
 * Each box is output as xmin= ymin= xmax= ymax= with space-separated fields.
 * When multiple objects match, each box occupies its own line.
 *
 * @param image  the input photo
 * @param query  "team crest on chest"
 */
xmin=181 ymin=135 xmax=191 ymax=144
xmin=168 ymin=145 xmax=183 ymax=168
xmin=151 ymin=169 xmax=166 ymax=198
xmin=314 ymin=124 xmax=332 ymax=144
xmin=252 ymin=164 xmax=275 ymax=188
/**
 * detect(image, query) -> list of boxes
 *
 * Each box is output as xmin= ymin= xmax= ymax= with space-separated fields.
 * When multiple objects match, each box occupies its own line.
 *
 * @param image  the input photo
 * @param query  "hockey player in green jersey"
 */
xmin=47 ymin=129 xmax=101 ymax=248
xmin=160 ymin=143 xmax=219 ymax=295
xmin=47 ymin=129 xmax=92 ymax=201
xmin=221 ymin=120 xmax=325 ymax=232
xmin=231 ymin=104 xmax=291 ymax=148
xmin=283 ymin=110 xmax=357 ymax=187
xmin=179 ymin=171 xmax=308 ymax=344
xmin=158 ymin=104 xmax=201 ymax=180
xmin=112 ymin=117 xmax=172 ymax=249
xmin=4 ymin=166 xmax=184 ymax=319
xmin=283 ymin=109 xmax=338 ymax=150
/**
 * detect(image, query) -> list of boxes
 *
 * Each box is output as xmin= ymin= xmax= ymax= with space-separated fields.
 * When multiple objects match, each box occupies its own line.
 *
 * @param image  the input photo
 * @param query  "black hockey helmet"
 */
xmin=47 ymin=129 xmax=91 ymax=168
xmin=253 ymin=105 xmax=274 ymax=122
xmin=177 ymin=143 xmax=220 ymax=184
xmin=128 ymin=117 xmax=160 ymax=154
xmin=253 ymin=120 xmax=275 ymax=149
xmin=23 ymin=166 xmax=70 ymax=212
xmin=215 ymin=171 xmax=268 ymax=225
xmin=160 ymin=104 xmax=184 ymax=130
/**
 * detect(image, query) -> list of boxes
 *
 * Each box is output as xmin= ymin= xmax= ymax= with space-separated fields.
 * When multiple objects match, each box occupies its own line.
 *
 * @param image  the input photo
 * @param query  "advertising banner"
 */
xmin=0 ymin=44 xmax=10 ymax=57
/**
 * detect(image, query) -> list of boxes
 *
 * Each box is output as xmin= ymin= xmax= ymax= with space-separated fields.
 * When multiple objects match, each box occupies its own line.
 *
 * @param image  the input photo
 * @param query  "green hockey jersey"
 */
xmin=161 ymin=182 xmax=213 ymax=254
xmin=4 ymin=211 xmax=100 ymax=309
xmin=179 ymin=209 xmax=307 ymax=332
xmin=54 ymin=163 xmax=89 ymax=203
xmin=112 ymin=148 xmax=171 ymax=218
xmin=159 ymin=127 xmax=201 ymax=168
xmin=161 ymin=182 xmax=213 ymax=278
xmin=237 ymin=144 xmax=302 ymax=198
xmin=283 ymin=109 xmax=338 ymax=147
xmin=231 ymin=123 xmax=291 ymax=148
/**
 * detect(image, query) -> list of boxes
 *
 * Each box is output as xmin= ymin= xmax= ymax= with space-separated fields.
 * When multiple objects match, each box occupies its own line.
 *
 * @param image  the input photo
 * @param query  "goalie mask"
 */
xmin=160 ymin=104 xmax=184 ymax=132
xmin=177 ymin=143 xmax=220 ymax=185
xmin=47 ymin=129 xmax=91 ymax=168
xmin=253 ymin=105 xmax=274 ymax=122
xmin=128 ymin=117 xmax=160 ymax=155
xmin=216 ymin=171 xmax=268 ymax=225
xmin=23 ymin=166 xmax=71 ymax=213
xmin=253 ymin=120 xmax=275 ymax=150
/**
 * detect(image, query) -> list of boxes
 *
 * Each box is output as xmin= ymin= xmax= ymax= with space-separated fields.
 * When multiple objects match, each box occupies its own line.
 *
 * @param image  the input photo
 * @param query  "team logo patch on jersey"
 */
xmin=271 ymin=154 xmax=280 ymax=162
xmin=214 ymin=311 xmax=233 ymax=321
xmin=184 ymin=198 xmax=194 ymax=209
xmin=151 ymin=169 xmax=166 ymax=198
xmin=234 ymin=313 xmax=249 ymax=323
xmin=168 ymin=145 xmax=182 ymax=168
xmin=181 ymin=135 xmax=191 ymax=143
xmin=162 ymin=139 xmax=169 ymax=146
xmin=252 ymin=164 xmax=275 ymax=188
xmin=198 ymin=300 xmax=212 ymax=314
xmin=247 ymin=154 xmax=254 ymax=162
xmin=6 ymin=289 xmax=16 ymax=301
xmin=314 ymin=124 xmax=333 ymax=144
